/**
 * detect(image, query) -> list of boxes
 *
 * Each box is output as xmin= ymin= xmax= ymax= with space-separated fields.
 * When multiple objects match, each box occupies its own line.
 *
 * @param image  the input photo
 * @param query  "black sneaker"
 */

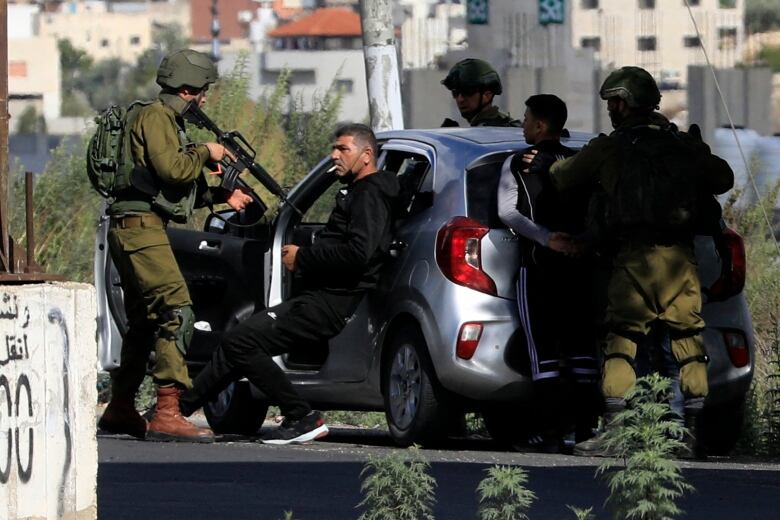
xmin=261 ymin=411 xmax=329 ymax=445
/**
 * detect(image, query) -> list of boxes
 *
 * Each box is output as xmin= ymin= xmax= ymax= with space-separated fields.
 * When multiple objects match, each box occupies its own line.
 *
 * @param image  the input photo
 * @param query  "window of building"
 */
xmin=639 ymin=0 xmax=655 ymax=8
xmin=637 ymin=36 xmax=657 ymax=51
xmin=129 ymin=36 xmax=141 ymax=46
xmin=683 ymin=35 xmax=701 ymax=47
xmin=335 ymin=79 xmax=354 ymax=93
xmin=719 ymin=0 xmax=737 ymax=8
xmin=9 ymin=62 xmax=27 ymax=77
xmin=581 ymin=0 xmax=598 ymax=9
xmin=100 ymin=38 xmax=109 ymax=48
xmin=687 ymin=0 xmax=700 ymax=5
xmin=718 ymin=27 xmax=737 ymax=49
xmin=580 ymin=36 xmax=601 ymax=51
xmin=290 ymin=70 xmax=316 ymax=85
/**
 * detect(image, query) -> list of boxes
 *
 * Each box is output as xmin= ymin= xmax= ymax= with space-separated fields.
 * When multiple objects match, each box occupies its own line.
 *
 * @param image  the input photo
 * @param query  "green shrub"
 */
xmin=724 ymin=182 xmax=780 ymax=455
xmin=597 ymin=374 xmax=693 ymax=520
xmin=357 ymin=446 xmax=436 ymax=520
xmin=476 ymin=465 xmax=536 ymax=520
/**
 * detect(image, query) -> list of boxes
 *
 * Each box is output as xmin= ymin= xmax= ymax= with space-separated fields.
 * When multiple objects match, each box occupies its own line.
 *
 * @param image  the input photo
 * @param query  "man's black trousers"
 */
xmin=180 ymin=289 xmax=363 ymax=421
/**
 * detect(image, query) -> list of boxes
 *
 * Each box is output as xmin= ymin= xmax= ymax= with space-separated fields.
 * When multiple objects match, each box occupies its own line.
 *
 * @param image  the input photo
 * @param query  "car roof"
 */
xmin=377 ymin=127 xmax=596 ymax=149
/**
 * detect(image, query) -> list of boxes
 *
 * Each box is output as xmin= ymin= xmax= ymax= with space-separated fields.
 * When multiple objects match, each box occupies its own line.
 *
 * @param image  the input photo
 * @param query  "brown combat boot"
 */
xmin=98 ymin=398 xmax=148 ymax=439
xmin=147 ymin=386 xmax=215 ymax=443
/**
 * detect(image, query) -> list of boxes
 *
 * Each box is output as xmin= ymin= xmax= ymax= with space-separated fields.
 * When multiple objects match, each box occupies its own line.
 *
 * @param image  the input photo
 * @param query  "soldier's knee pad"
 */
xmin=672 ymin=336 xmax=709 ymax=398
xmin=602 ymin=332 xmax=638 ymax=399
xmin=158 ymin=306 xmax=195 ymax=356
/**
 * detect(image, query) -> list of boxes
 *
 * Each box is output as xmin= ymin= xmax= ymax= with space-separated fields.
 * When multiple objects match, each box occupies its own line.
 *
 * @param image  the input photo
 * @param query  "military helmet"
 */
xmin=599 ymin=66 xmax=661 ymax=108
xmin=441 ymin=58 xmax=503 ymax=95
xmin=156 ymin=49 xmax=218 ymax=90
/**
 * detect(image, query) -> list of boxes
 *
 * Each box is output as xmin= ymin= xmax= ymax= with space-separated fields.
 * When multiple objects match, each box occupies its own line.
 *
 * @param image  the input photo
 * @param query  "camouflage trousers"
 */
xmin=602 ymin=242 xmax=708 ymax=400
xmin=107 ymin=214 xmax=193 ymax=399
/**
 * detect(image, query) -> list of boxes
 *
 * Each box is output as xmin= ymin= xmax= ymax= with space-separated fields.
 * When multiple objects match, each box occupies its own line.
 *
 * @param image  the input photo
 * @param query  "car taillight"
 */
xmin=707 ymin=227 xmax=746 ymax=302
xmin=723 ymin=330 xmax=749 ymax=368
xmin=436 ymin=216 xmax=497 ymax=296
xmin=456 ymin=322 xmax=483 ymax=360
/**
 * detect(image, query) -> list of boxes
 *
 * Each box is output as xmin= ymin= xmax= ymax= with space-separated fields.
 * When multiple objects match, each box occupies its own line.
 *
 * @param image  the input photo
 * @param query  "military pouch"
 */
xmin=151 ymin=183 xmax=197 ymax=224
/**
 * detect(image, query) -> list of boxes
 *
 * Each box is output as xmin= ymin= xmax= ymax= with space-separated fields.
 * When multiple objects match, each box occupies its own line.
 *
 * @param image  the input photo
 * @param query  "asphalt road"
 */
xmin=98 ymin=426 xmax=780 ymax=520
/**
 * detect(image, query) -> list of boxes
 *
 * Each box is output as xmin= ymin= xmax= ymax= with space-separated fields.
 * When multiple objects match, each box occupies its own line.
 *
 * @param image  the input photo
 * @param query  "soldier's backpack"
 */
xmin=609 ymin=124 xmax=711 ymax=237
xmin=86 ymin=101 xmax=152 ymax=198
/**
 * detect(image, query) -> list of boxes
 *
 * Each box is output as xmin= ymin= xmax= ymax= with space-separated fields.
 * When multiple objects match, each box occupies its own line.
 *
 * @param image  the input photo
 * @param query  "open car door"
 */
xmin=95 ymin=182 xmax=275 ymax=375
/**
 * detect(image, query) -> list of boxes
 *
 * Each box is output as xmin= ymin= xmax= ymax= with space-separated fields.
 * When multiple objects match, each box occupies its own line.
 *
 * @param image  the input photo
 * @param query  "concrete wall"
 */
xmin=688 ymin=65 xmax=772 ymax=142
xmin=404 ymin=52 xmax=597 ymax=132
xmin=0 ymin=283 xmax=97 ymax=520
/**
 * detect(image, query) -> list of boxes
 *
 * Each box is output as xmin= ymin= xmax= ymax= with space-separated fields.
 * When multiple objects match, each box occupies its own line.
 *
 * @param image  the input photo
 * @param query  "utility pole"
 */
xmin=211 ymin=0 xmax=221 ymax=61
xmin=0 ymin=0 xmax=9 ymax=273
xmin=360 ymin=0 xmax=404 ymax=131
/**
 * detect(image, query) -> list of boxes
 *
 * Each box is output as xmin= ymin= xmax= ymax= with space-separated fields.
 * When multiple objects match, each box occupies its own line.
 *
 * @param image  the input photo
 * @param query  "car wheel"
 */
xmin=481 ymin=405 xmax=531 ymax=448
xmin=700 ymin=398 xmax=745 ymax=455
xmin=383 ymin=327 xmax=452 ymax=447
xmin=203 ymin=380 xmax=268 ymax=436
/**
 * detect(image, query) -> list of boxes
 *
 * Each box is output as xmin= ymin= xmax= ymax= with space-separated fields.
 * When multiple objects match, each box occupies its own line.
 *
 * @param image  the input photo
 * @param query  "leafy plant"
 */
xmin=357 ymin=446 xmax=436 ymax=520
xmin=476 ymin=465 xmax=536 ymax=520
xmin=568 ymin=505 xmax=595 ymax=520
xmin=597 ymin=374 xmax=693 ymax=520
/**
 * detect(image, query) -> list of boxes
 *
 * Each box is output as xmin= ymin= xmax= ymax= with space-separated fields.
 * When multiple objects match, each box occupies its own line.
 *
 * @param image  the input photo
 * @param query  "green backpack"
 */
xmin=86 ymin=101 xmax=152 ymax=198
xmin=609 ymin=125 xmax=708 ymax=237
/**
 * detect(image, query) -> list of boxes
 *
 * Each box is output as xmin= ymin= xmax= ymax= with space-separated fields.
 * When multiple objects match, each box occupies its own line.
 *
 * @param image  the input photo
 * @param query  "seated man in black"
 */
xmin=179 ymin=123 xmax=399 ymax=444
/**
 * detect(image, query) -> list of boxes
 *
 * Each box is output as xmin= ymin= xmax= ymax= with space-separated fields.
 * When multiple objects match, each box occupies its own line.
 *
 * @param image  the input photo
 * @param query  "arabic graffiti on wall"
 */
xmin=0 ymin=293 xmax=35 ymax=485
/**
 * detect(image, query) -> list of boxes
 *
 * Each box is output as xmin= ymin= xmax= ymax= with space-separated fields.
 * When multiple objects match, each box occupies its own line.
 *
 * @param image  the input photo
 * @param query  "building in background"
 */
xmin=259 ymin=6 xmax=368 ymax=122
xmin=571 ymin=0 xmax=744 ymax=87
xmin=37 ymin=0 xmax=190 ymax=63
xmin=397 ymin=0 xmax=467 ymax=70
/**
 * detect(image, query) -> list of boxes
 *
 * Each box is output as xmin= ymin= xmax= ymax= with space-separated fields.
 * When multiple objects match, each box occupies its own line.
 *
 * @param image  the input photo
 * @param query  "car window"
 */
xmin=301 ymin=181 xmax=341 ymax=224
xmin=466 ymin=153 xmax=514 ymax=229
xmin=382 ymin=150 xmax=431 ymax=218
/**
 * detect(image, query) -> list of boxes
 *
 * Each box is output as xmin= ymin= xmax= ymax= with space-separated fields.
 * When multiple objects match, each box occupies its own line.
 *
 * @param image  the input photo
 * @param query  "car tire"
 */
xmin=203 ymin=380 xmax=268 ymax=436
xmin=382 ymin=327 xmax=452 ymax=447
xmin=700 ymin=398 xmax=745 ymax=456
xmin=481 ymin=405 xmax=531 ymax=449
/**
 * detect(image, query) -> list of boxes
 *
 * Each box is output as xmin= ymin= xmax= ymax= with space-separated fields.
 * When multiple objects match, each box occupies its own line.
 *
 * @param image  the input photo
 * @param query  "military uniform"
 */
xmin=107 ymin=93 xmax=212 ymax=397
xmin=469 ymin=105 xmax=522 ymax=127
xmin=549 ymin=112 xmax=733 ymax=400
xmin=98 ymin=49 xmax=224 ymax=443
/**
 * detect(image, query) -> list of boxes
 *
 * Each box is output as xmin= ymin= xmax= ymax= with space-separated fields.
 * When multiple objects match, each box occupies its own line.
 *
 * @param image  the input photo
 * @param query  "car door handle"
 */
xmin=198 ymin=240 xmax=221 ymax=253
xmin=389 ymin=240 xmax=407 ymax=258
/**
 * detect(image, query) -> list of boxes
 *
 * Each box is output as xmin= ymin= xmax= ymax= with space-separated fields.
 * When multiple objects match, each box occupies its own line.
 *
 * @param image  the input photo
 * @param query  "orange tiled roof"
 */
xmin=269 ymin=7 xmax=361 ymax=38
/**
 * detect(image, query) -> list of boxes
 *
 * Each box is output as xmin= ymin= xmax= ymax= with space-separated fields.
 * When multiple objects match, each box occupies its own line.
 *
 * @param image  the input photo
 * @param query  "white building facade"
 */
xmin=571 ymin=0 xmax=744 ymax=86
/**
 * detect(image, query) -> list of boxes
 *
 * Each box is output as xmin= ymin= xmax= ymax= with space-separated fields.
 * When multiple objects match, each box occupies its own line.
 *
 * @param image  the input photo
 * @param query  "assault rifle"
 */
xmin=182 ymin=100 xmax=300 ymax=215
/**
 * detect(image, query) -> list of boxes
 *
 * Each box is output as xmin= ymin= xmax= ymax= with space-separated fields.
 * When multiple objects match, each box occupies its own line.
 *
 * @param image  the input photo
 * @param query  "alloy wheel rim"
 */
xmin=388 ymin=344 xmax=422 ymax=430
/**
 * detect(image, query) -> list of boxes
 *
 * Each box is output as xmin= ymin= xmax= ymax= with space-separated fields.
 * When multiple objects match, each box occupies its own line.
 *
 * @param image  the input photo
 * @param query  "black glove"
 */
xmin=441 ymin=118 xmax=460 ymax=128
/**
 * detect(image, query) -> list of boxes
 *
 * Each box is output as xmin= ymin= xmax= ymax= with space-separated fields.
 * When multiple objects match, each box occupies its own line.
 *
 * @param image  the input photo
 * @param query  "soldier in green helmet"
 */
xmin=98 ymin=49 xmax=253 ymax=442
xmin=441 ymin=58 xmax=521 ymax=127
xmin=523 ymin=66 xmax=734 ymax=458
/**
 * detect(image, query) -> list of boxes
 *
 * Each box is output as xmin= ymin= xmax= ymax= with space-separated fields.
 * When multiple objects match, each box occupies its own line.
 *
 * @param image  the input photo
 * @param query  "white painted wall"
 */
xmin=0 ymin=283 xmax=97 ymax=520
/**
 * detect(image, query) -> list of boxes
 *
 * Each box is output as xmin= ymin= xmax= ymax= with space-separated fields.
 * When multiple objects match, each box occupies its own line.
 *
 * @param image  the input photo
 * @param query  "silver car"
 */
xmin=95 ymin=127 xmax=753 ymax=452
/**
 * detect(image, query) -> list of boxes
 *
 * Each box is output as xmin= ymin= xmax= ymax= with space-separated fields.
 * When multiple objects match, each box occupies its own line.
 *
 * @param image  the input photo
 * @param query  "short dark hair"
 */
xmin=334 ymin=123 xmax=378 ymax=159
xmin=525 ymin=94 xmax=568 ymax=135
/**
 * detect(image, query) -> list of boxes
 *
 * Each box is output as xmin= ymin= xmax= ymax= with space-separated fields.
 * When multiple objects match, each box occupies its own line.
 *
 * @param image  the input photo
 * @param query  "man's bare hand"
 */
xmin=548 ymin=232 xmax=586 ymax=257
xmin=282 ymin=245 xmax=299 ymax=272
xmin=205 ymin=142 xmax=237 ymax=163
xmin=521 ymin=149 xmax=539 ymax=173
xmin=226 ymin=187 xmax=252 ymax=211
